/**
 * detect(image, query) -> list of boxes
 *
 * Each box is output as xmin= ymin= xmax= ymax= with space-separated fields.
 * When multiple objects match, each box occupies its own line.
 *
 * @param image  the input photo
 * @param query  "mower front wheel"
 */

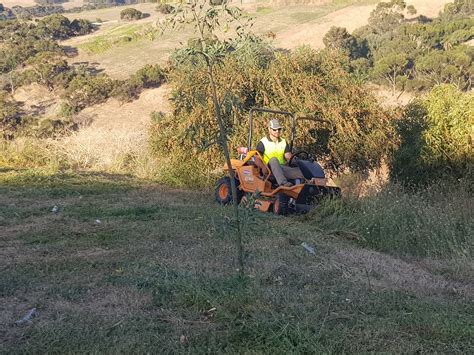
xmin=215 ymin=176 xmax=242 ymax=205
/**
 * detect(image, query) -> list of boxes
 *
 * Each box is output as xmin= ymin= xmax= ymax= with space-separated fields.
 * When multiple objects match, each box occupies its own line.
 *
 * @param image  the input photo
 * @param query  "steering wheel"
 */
xmin=288 ymin=150 xmax=311 ymax=167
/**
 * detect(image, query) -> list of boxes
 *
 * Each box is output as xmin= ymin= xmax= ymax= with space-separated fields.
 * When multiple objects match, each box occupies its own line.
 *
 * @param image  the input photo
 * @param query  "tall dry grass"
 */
xmin=0 ymin=126 xmax=161 ymax=180
xmin=311 ymin=179 xmax=473 ymax=258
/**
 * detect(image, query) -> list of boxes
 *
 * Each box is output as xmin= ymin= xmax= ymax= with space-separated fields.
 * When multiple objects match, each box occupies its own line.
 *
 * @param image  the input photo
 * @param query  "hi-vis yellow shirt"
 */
xmin=260 ymin=137 xmax=287 ymax=165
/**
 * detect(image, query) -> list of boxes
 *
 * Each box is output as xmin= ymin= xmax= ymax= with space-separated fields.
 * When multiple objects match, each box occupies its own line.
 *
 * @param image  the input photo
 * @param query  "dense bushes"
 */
xmin=0 ymin=4 xmax=15 ymax=20
xmin=0 ymin=15 xmax=94 ymax=80
xmin=63 ymin=74 xmax=116 ymax=113
xmin=323 ymin=0 xmax=474 ymax=92
xmin=11 ymin=5 xmax=65 ymax=19
xmin=391 ymin=85 xmax=473 ymax=185
xmin=150 ymin=43 xmax=396 ymax=187
xmin=1 ymin=59 xmax=166 ymax=140
xmin=112 ymin=64 xmax=166 ymax=102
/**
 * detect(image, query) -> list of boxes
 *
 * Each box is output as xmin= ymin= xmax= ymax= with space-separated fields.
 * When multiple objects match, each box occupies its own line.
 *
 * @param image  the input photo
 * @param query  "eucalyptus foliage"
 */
xmin=391 ymin=84 xmax=473 ymax=185
xmin=151 ymin=46 xmax=396 ymax=187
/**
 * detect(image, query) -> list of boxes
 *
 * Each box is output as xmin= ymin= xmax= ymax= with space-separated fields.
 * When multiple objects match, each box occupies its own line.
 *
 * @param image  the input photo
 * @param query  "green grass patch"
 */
xmin=290 ymin=11 xmax=326 ymax=23
xmin=0 ymin=169 xmax=139 ymax=197
xmin=256 ymin=6 xmax=273 ymax=14
xmin=1 ymin=169 xmax=472 ymax=352
xmin=78 ymin=24 xmax=151 ymax=54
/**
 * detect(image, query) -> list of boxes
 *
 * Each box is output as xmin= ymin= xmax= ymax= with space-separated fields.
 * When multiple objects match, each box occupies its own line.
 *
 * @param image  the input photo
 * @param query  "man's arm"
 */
xmin=284 ymin=143 xmax=292 ymax=163
xmin=255 ymin=141 xmax=267 ymax=174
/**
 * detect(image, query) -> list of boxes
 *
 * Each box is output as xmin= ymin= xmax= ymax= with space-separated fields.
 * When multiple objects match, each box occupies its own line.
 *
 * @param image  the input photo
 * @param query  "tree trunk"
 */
xmin=206 ymin=60 xmax=245 ymax=276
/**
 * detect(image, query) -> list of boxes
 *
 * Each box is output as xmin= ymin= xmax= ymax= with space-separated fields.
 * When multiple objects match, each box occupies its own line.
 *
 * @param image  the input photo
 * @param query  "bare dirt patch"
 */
xmin=49 ymin=85 xmax=171 ymax=172
xmin=276 ymin=0 xmax=453 ymax=49
xmin=1 ymin=0 xmax=36 ymax=7
xmin=13 ymin=83 xmax=60 ymax=118
xmin=369 ymin=84 xmax=416 ymax=107
xmin=276 ymin=4 xmax=375 ymax=49
xmin=76 ymin=84 xmax=171 ymax=131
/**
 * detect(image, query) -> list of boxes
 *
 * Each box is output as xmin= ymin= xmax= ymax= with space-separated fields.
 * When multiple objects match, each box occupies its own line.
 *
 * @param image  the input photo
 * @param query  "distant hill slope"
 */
xmin=8 ymin=0 xmax=456 ymax=169
xmin=276 ymin=0 xmax=453 ymax=49
xmin=60 ymin=0 xmax=453 ymax=80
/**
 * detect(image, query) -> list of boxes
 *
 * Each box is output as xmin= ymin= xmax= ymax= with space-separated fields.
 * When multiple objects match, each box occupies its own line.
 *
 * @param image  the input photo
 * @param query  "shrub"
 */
xmin=70 ymin=18 xmax=95 ymax=36
xmin=63 ymin=74 xmax=115 ymax=112
xmin=0 ymin=137 xmax=61 ymax=169
xmin=132 ymin=64 xmax=165 ymax=88
xmin=156 ymin=3 xmax=174 ymax=14
xmin=0 ymin=92 xmax=22 ymax=139
xmin=120 ymin=8 xmax=143 ymax=21
xmin=112 ymin=64 xmax=166 ymax=103
xmin=390 ymin=84 xmax=473 ymax=185
xmin=111 ymin=79 xmax=141 ymax=103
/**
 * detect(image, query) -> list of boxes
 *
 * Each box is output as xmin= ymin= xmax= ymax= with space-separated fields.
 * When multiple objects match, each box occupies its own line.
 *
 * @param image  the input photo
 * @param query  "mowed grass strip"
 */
xmin=78 ymin=23 xmax=151 ymax=54
xmin=1 ymin=170 xmax=472 ymax=353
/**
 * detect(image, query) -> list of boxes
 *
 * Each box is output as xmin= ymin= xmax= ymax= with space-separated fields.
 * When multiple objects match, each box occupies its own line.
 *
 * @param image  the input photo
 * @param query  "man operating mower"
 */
xmin=255 ymin=118 xmax=305 ymax=187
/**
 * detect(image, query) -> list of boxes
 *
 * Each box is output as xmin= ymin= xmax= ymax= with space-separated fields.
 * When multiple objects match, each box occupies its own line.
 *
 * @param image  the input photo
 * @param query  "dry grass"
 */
xmin=52 ymin=127 xmax=148 ymax=170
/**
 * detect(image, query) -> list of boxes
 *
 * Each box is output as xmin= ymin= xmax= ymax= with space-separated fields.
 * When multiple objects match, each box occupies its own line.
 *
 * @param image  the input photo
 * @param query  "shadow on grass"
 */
xmin=0 ymin=169 xmax=143 ymax=197
xmin=0 ymin=166 xmax=27 ymax=173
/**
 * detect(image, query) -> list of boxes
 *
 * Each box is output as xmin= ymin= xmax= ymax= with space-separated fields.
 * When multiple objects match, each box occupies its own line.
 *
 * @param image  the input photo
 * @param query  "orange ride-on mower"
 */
xmin=215 ymin=108 xmax=340 ymax=215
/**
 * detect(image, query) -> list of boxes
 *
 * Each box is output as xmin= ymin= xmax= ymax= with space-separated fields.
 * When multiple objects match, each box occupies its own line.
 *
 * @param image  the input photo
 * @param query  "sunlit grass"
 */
xmin=78 ymin=23 xmax=152 ymax=54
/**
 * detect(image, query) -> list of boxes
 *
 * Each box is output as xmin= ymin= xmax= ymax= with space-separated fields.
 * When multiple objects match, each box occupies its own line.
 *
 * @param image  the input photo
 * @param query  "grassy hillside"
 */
xmin=2 ymin=2 xmax=471 ymax=350
xmin=1 ymin=169 xmax=472 ymax=352
xmin=59 ymin=0 xmax=452 ymax=78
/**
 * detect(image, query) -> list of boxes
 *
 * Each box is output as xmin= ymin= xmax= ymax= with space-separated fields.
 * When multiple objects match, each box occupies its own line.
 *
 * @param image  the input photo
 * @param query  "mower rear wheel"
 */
xmin=215 ymin=176 xmax=242 ymax=205
xmin=272 ymin=193 xmax=289 ymax=215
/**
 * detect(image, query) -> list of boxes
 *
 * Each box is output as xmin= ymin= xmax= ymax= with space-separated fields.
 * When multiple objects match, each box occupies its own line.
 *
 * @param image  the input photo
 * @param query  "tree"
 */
xmin=35 ymin=14 xmax=72 ymax=40
xmin=24 ymin=51 xmax=70 ymax=91
xmin=372 ymin=52 xmax=410 ymax=93
xmin=415 ymin=46 xmax=473 ymax=91
xmin=323 ymin=26 xmax=358 ymax=58
xmin=367 ymin=0 xmax=408 ymax=33
xmin=159 ymin=0 xmax=254 ymax=275
xmin=441 ymin=0 xmax=474 ymax=20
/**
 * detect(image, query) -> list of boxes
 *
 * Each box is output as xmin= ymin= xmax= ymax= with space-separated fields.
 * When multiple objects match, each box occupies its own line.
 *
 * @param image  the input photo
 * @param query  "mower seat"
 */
xmin=297 ymin=160 xmax=325 ymax=179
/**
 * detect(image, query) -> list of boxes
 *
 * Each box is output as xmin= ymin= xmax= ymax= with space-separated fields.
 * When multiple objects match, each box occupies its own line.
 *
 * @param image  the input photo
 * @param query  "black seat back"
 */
xmin=297 ymin=160 xmax=325 ymax=179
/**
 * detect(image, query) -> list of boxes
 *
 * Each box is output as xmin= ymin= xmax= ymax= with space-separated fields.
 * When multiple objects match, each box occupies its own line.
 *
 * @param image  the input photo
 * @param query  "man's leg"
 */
xmin=267 ymin=157 xmax=288 ymax=185
xmin=281 ymin=165 xmax=305 ymax=181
